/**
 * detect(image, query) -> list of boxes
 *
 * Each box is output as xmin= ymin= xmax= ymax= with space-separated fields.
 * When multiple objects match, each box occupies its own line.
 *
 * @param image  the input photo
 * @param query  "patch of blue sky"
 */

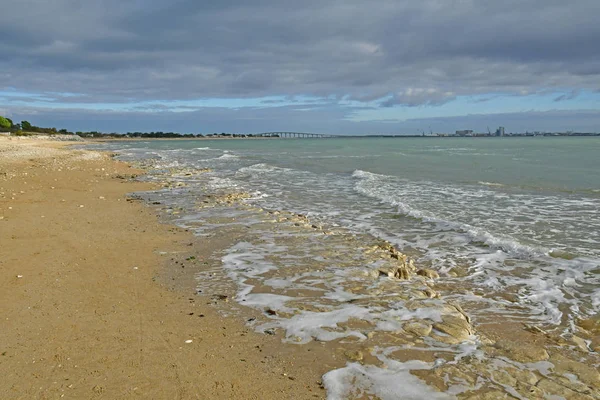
xmin=134 ymin=95 xmax=328 ymax=110
xmin=2 ymin=88 xmax=599 ymax=121
xmin=0 ymin=90 xmax=328 ymax=111
xmin=347 ymin=90 xmax=600 ymax=122
xmin=0 ymin=89 xmax=54 ymax=102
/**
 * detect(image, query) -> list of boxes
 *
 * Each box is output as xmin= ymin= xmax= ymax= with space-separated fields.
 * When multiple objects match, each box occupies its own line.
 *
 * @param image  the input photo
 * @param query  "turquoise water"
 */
xmin=121 ymin=136 xmax=600 ymax=190
xmin=95 ymin=137 xmax=600 ymax=323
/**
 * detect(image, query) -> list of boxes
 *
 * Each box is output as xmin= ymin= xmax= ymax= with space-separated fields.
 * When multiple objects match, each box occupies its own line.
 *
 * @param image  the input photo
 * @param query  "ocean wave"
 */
xmin=351 ymin=169 xmax=388 ymax=180
xmin=217 ymin=153 xmax=239 ymax=159
xmin=301 ymin=154 xmax=382 ymax=159
xmin=161 ymin=148 xmax=194 ymax=153
xmin=427 ymin=147 xmax=474 ymax=152
xmin=206 ymin=176 xmax=240 ymax=189
xmin=352 ymin=169 xmax=546 ymax=259
xmin=238 ymin=163 xmax=294 ymax=175
xmin=478 ymin=181 xmax=505 ymax=187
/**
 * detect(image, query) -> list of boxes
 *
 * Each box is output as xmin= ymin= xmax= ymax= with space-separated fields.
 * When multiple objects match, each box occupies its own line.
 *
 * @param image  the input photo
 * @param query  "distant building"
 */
xmin=455 ymin=130 xmax=473 ymax=136
xmin=495 ymin=126 xmax=505 ymax=136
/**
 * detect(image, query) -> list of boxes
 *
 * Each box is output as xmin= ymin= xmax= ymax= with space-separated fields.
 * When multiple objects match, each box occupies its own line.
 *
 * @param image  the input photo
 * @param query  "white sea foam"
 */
xmin=351 ymin=168 xmax=600 ymax=325
xmin=323 ymin=360 xmax=454 ymax=400
xmin=323 ymin=342 xmax=484 ymax=399
xmin=205 ymin=176 xmax=239 ymax=190
xmin=237 ymin=163 xmax=294 ymax=175
xmin=261 ymin=306 xmax=371 ymax=343
xmin=478 ymin=181 xmax=505 ymax=187
xmin=352 ymin=169 xmax=544 ymax=258
xmin=217 ymin=153 xmax=239 ymax=159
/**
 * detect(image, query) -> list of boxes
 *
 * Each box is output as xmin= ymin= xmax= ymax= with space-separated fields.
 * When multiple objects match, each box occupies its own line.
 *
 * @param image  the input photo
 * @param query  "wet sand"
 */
xmin=0 ymin=137 xmax=333 ymax=399
xmin=123 ymin=144 xmax=600 ymax=399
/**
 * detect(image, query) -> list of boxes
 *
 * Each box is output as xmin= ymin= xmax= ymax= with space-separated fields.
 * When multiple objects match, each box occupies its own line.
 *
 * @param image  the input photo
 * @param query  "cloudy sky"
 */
xmin=1 ymin=0 xmax=599 ymax=134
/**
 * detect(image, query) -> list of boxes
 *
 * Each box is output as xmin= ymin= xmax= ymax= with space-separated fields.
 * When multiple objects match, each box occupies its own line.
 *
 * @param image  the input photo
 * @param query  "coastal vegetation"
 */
xmin=0 ymin=116 xmax=11 ymax=130
xmin=0 ymin=116 xmax=252 ymax=138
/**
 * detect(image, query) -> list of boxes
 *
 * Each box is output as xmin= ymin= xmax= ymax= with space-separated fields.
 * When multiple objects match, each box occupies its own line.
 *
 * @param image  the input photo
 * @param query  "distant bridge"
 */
xmin=251 ymin=132 xmax=337 ymax=139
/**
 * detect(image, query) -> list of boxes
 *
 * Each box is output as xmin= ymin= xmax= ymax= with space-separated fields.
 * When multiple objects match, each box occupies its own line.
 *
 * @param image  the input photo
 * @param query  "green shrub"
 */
xmin=13 ymin=130 xmax=33 ymax=136
xmin=0 ymin=116 xmax=11 ymax=130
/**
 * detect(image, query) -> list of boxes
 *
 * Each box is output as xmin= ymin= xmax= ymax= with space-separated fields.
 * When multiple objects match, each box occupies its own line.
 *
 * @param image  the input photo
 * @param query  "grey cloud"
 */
xmin=554 ymin=90 xmax=581 ymax=102
xmin=381 ymin=89 xmax=456 ymax=107
xmin=1 ymin=0 xmax=599 ymax=108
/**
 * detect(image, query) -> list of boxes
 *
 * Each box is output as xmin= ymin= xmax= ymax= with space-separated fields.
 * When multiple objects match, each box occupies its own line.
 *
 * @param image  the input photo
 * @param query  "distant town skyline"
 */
xmin=2 ymin=0 xmax=600 ymax=134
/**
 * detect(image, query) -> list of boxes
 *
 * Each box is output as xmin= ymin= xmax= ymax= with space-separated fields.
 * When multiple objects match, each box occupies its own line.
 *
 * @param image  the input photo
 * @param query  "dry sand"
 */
xmin=0 ymin=137 xmax=333 ymax=400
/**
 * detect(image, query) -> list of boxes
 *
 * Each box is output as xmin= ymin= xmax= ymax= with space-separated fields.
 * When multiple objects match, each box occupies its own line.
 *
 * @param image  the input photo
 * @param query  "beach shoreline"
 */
xmin=0 ymin=137 xmax=331 ymax=399
xmin=96 ymin=137 xmax=600 ymax=399
xmin=2 ymin=136 xmax=599 ymax=399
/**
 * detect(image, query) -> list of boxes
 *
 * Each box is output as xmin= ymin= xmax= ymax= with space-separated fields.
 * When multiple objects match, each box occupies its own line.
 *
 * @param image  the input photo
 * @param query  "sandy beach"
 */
xmin=2 ymin=136 xmax=600 ymax=400
xmin=0 ymin=137 xmax=332 ymax=400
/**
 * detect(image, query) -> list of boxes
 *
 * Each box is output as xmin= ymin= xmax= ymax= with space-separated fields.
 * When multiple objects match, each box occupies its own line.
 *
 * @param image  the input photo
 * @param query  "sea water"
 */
xmin=91 ymin=137 xmax=600 ymax=398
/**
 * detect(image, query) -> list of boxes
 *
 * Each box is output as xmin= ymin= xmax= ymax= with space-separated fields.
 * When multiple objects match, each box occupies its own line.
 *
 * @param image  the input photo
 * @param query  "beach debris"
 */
xmin=449 ymin=302 xmax=470 ymax=323
xmin=115 ymin=174 xmax=138 ymax=180
xmin=523 ymin=323 xmax=546 ymax=335
xmin=403 ymin=321 xmax=433 ymax=337
xmin=417 ymin=269 xmax=439 ymax=279
xmin=212 ymin=294 xmax=229 ymax=302
xmin=92 ymin=385 xmax=104 ymax=394
xmin=448 ymin=266 xmax=469 ymax=277
xmin=571 ymin=335 xmax=591 ymax=352
xmin=16 ymin=275 xmax=23 ymax=278
xmin=343 ymin=350 xmax=364 ymax=362
xmin=488 ymin=339 xmax=549 ymax=363
xmin=198 ymin=192 xmax=252 ymax=207
xmin=379 ymin=262 xmax=414 ymax=280
xmin=392 ymin=265 xmax=412 ymax=280
xmin=576 ymin=317 xmax=600 ymax=334
xmin=184 ymin=339 xmax=193 ymax=344
xmin=422 ymin=287 xmax=439 ymax=298
xmin=432 ymin=315 xmax=474 ymax=344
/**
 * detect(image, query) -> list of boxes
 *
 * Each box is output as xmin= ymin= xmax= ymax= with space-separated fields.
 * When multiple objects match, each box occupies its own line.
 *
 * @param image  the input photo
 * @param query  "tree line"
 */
xmin=0 ymin=116 xmax=252 ymax=138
